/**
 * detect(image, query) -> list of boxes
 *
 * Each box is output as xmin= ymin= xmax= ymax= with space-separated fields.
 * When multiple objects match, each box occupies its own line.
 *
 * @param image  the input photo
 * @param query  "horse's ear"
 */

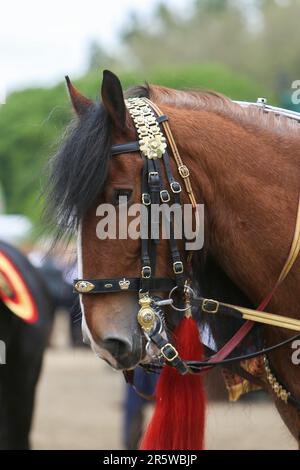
xmin=65 ymin=76 xmax=93 ymax=116
xmin=101 ymin=70 xmax=126 ymax=130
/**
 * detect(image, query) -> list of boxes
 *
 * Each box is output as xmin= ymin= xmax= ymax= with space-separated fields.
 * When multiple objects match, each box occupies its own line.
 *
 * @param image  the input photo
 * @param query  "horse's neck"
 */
xmin=173 ymin=107 xmax=300 ymax=309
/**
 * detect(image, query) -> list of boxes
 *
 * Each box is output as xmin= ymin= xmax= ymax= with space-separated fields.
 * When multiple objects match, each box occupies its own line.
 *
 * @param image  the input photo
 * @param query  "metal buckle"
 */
xmin=148 ymin=171 xmax=159 ymax=183
xmin=141 ymin=266 xmax=151 ymax=279
xmin=170 ymin=181 xmax=181 ymax=193
xmin=178 ymin=165 xmax=190 ymax=178
xmin=142 ymin=193 xmax=151 ymax=205
xmin=161 ymin=343 xmax=179 ymax=362
xmin=173 ymin=261 xmax=184 ymax=274
xmin=202 ymin=299 xmax=219 ymax=314
xmin=160 ymin=190 xmax=170 ymax=202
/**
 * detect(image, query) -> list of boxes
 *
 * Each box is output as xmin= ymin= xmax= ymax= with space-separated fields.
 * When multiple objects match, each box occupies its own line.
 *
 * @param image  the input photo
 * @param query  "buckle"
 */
xmin=202 ymin=299 xmax=219 ymax=314
xmin=148 ymin=171 xmax=159 ymax=183
xmin=178 ymin=165 xmax=190 ymax=178
xmin=161 ymin=343 xmax=179 ymax=362
xmin=141 ymin=266 xmax=151 ymax=279
xmin=160 ymin=190 xmax=170 ymax=202
xmin=142 ymin=193 xmax=151 ymax=205
xmin=170 ymin=181 xmax=181 ymax=193
xmin=173 ymin=261 xmax=184 ymax=274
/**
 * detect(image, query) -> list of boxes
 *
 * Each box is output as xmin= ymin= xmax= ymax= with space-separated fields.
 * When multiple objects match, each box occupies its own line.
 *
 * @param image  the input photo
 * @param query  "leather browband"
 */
xmin=111 ymin=142 xmax=140 ymax=155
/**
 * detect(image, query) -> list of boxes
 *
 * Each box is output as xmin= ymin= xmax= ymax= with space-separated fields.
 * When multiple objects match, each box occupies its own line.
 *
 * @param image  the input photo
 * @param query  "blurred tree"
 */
xmin=120 ymin=0 xmax=300 ymax=94
xmin=121 ymin=1 xmax=248 ymax=73
xmin=0 ymin=64 xmax=268 ymax=223
xmin=195 ymin=0 xmax=231 ymax=12
xmin=88 ymin=41 xmax=110 ymax=70
xmin=2 ymin=0 xmax=299 ymax=223
xmin=87 ymin=40 xmax=118 ymax=72
xmin=251 ymin=0 xmax=300 ymax=93
xmin=0 ymin=183 xmax=5 ymax=214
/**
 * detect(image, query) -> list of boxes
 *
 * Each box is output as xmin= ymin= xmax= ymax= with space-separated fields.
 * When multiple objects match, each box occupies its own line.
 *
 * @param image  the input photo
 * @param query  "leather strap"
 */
xmin=149 ymin=330 xmax=189 ymax=375
xmin=140 ymin=157 xmax=153 ymax=293
xmin=111 ymin=141 xmax=140 ymax=155
xmin=73 ymin=277 xmax=177 ymax=294
xmin=186 ymin=330 xmax=300 ymax=370
xmin=143 ymin=98 xmax=198 ymax=209
xmin=206 ymin=194 xmax=300 ymax=364
xmin=195 ymin=297 xmax=300 ymax=332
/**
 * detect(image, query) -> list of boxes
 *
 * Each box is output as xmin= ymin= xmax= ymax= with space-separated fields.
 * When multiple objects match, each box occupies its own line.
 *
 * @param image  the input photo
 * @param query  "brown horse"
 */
xmin=47 ymin=70 xmax=300 ymax=447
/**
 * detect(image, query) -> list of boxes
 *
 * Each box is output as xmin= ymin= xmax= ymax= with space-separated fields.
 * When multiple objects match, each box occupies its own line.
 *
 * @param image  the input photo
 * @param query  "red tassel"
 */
xmin=140 ymin=317 xmax=206 ymax=450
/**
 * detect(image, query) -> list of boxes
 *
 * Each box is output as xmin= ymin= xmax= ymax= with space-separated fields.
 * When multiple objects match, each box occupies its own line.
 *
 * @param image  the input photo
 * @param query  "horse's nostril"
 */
xmin=102 ymin=337 xmax=132 ymax=359
xmin=101 ymin=335 xmax=143 ymax=369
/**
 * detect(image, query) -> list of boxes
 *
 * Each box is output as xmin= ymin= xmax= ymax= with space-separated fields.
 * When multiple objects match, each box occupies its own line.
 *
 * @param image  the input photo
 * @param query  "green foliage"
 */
xmin=0 ymin=63 xmax=271 ymax=223
xmin=0 ymin=84 xmax=72 ymax=221
xmin=122 ymin=0 xmax=300 ymax=92
xmin=141 ymin=64 xmax=268 ymax=101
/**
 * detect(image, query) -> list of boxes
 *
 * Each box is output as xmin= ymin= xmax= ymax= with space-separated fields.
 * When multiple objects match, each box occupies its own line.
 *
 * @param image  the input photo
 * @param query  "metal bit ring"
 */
xmin=168 ymin=285 xmax=195 ymax=312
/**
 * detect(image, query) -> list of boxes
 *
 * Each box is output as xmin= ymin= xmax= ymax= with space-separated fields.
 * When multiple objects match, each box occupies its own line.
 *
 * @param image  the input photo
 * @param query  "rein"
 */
xmin=74 ymin=96 xmax=300 ymax=409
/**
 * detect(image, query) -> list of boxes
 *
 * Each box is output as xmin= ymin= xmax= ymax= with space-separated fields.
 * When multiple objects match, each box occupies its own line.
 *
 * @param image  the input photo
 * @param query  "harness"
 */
xmin=74 ymin=97 xmax=300 ymax=410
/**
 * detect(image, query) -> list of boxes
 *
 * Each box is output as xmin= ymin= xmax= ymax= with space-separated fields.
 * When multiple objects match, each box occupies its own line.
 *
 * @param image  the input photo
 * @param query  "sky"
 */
xmin=0 ymin=0 xmax=188 ymax=93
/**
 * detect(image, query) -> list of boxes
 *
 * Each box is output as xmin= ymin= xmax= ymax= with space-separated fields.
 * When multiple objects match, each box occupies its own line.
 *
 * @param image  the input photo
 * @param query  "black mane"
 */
xmin=45 ymin=85 xmax=151 ymax=239
xmin=45 ymin=103 xmax=110 ymax=238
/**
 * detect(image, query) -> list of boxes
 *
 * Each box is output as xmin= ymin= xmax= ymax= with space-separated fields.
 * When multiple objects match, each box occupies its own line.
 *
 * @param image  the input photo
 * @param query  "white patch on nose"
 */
xmin=77 ymin=224 xmax=163 ymax=369
xmin=77 ymin=223 xmax=88 ymax=340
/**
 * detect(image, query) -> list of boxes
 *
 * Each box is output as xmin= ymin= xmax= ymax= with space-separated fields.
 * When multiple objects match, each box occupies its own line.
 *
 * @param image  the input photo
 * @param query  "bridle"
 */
xmin=73 ymin=96 xmax=300 ymax=410
xmin=75 ymin=96 xmax=196 ymax=374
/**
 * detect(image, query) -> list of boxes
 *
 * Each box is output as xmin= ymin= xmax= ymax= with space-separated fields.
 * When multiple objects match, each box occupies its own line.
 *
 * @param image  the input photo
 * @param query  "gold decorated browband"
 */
xmin=125 ymin=97 xmax=197 ymax=208
xmin=125 ymin=97 xmax=167 ymax=159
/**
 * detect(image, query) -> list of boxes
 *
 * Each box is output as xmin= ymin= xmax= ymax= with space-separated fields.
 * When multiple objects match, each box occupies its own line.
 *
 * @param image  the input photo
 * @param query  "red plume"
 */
xmin=65 ymin=76 xmax=93 ymax=115
xmin=140 ymin=316 xmax=206 ymax=450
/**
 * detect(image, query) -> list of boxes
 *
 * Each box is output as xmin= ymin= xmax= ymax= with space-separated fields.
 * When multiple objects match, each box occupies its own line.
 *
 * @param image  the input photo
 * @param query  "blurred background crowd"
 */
xmin=0 ymin=0 xmax=299 ymax=450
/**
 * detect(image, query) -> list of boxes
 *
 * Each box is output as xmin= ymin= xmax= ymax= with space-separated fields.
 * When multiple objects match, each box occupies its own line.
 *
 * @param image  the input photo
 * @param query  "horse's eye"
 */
xmin=112 ymin=188 xmax=132 ymax=205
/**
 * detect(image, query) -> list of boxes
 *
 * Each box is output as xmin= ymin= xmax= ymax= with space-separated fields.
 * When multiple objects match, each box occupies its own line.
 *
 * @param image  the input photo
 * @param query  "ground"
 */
xmin=31 ymin=313 xmax=296 ymax=450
